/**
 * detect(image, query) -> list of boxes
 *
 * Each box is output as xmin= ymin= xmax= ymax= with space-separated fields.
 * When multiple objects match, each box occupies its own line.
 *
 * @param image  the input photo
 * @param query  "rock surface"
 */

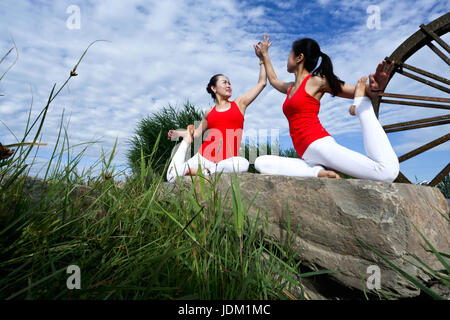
xmin=177 ymin=172 xmax=450 ymax=298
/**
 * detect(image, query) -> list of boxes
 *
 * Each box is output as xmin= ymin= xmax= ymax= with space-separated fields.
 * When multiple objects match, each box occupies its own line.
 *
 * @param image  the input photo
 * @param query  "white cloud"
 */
xmin=246 ymin=6 xmax=265 ymax=20
xmin=317 ymin=0 xmax=331 ymax=7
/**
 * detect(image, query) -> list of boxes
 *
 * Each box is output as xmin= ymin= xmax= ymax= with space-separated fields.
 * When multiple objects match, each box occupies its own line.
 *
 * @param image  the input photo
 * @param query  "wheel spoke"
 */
xmin=420 ymin=23 xmax=450 ymax=54
xmin=398 ymin=133 xmax=450 ymax=163
xmin=394 ymin=171 xmax=411 ymax=183
xmin=429 ymin=163 xmax=450 ymax=187
xmin=380 ymin=98 xmax=450 ymax=110
xmin=427 ymin=42 xmax=450 ymax=66
xmin=379 ymin=93 xmax=450 ymax=103
xmin=401 ymin=63 xmax=450 ymax=85
xmin=383 ymin=115 xmax=450 ymax=133
xmin=397 ymin=69 xmax=450 ymax=94
xmin=384 ymin=120 xmax=450 ymax=133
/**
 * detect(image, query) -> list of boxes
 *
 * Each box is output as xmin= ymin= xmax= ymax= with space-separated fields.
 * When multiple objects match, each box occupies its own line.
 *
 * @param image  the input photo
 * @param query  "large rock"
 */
xmin=177 ymin=172 xmax=450 ymax=298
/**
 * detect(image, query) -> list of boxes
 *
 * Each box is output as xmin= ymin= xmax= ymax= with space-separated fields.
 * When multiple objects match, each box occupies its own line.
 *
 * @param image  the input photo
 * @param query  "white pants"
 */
xmin=166 ymin=140 xmax=250 ymax=183
xmin=255 ymin=96 xmax=400 ymax=182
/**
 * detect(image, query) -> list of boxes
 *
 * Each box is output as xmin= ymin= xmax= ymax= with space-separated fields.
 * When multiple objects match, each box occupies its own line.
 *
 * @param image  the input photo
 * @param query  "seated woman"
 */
xmin=166 ymin=44 xmax=267 ymax=183
xmin=254 ymin=35 xmax=399 ymax=182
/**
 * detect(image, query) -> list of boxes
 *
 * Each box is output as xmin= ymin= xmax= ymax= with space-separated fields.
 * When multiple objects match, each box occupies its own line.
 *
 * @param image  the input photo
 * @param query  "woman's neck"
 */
xmin=215 ymin=97 xmax=230 ymax=108
xmin=294 ymin=66 xmax=310 ymax=86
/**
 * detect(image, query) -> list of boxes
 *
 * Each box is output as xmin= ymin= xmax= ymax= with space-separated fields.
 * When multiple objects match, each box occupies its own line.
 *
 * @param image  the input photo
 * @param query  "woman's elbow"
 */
xmin=267 ymin=77 xmax=277 ymax=87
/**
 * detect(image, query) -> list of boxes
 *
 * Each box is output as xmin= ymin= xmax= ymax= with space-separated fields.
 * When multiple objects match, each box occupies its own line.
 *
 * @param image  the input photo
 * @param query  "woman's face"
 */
xmin=212 ymin=76 xmax=232 ymax=99
xmin=287 ymin=50 xmax=302 ymax=73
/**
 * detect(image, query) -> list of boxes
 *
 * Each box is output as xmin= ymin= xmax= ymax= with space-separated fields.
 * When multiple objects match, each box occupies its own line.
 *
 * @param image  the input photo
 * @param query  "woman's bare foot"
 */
xmin=349 ymin=76 xmax=368 ymax=116
xmin=184 ymin=168 xmax=198 ymax=175
xmin=168 ymin=129 xmax=184 ymax=141
xmin=185 ymin=124 xmax=195 ymax=144
xmin=168 ymin=125 xmax=195 ymax=143
xmin=184 ymin=167 xmax=211 ymax=176
xmin=318 ymin=169 xmax=341 ymax=179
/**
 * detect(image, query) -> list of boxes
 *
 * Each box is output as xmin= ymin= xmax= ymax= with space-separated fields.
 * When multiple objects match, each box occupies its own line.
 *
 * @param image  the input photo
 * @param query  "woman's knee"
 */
xmin=218 ymin=156 xmax=249 ymax=173
xmin=231 ymin=156 xmax=249 ymax=172
xmin=388 ymin=157 xmax=400 ymax=181
xmin=254 ymin=155 xmax=273 ymax=173
xmin=380 ymin=160 xmax=400 ymax=183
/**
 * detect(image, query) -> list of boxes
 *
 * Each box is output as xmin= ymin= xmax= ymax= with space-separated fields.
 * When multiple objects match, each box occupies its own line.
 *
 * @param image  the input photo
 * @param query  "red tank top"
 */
xmin=199 ymin=101 xmax=244 ymax=163
xmin=282 ymin=74 xmax=331 ymax=158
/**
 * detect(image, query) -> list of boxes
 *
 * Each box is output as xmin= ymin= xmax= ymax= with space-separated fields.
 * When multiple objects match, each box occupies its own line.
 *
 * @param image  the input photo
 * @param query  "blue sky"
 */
xmin=0 ymin=0 xmax=448 ymax=182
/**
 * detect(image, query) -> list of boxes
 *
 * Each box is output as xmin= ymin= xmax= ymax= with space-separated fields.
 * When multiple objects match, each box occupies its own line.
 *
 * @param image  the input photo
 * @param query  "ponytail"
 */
xmin=313 ymin=51 xmax=344 ymax=96
xmin=292 ymin=38 xmax=344 ymax=96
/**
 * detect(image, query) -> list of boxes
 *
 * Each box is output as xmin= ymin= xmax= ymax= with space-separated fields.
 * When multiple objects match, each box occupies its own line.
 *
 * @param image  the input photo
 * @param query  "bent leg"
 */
xmin=303 ymin=135 xmax=399 ymax=182
xmin=254 ymin=154 xmax=324 ymax=177
xmin=166 ymin=140 xmax=196 ymax=183
xmin=303 ymin=79 xmax=399 ymax=182
xmin=354 ymin=96 xmax=399 ymax=168
xmin=185 ymin=152 xmax=217 ymax=176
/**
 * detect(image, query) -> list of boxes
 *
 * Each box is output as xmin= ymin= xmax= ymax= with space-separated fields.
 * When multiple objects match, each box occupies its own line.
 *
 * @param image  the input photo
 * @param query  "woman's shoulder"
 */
xmin=310 ymin=74 xmax=326 ymax=83
xmin=310 ymin=74 xmax=329 ymax=91
xmin=204 ymin=106 xmax=215 ymax=118
xmin=232 ymin=100 xmax=245 ymax=117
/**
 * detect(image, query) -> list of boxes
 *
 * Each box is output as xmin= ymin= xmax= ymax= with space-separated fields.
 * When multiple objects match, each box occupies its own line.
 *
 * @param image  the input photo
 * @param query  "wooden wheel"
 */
xmin=372 ymin=12 xmax=450 ymax=186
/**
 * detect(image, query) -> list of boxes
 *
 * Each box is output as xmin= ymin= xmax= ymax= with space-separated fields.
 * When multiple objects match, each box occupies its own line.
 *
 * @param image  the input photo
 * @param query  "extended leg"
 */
xmin=214 ymin=156 xmax=250 ymax=174
xmin=166 ymin=125 xmax=196 ymax=183
xmin=254 ymin=154 xmax=326 ymax=177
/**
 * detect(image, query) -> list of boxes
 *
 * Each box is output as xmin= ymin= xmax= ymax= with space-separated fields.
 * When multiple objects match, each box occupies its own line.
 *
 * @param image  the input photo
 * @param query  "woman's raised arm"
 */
xmin=235 ymin=43 xmax=267 ymax=112
xmin=258 ymin=34 xmax=294 ymax=94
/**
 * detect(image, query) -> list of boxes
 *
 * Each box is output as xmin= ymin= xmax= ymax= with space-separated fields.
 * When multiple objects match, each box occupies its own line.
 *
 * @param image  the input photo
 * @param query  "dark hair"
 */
xmin=206 ymin=74 xmax=224 ymax=101
xmin=292 ymin=38 xmax=344 ymax=96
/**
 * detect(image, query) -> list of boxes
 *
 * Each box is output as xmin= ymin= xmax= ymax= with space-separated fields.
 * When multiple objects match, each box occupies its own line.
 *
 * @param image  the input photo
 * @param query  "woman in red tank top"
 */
xmin=166 ymin=43 xmax=268 ymax=183
xmin=253 ymin=34 xmax=399 ymax=182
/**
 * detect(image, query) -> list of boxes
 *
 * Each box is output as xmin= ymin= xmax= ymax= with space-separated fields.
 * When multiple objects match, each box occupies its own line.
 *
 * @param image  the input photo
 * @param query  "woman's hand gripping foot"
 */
xmin=349 ymin=76 xmax=368 ymax=116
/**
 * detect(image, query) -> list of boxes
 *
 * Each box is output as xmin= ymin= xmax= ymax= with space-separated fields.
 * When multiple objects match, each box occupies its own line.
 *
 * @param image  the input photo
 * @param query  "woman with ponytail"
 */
xmin=166 ymin=44 xmax=267 ymax=183
xmin=254 ymin=34 xmax=399 ymax=182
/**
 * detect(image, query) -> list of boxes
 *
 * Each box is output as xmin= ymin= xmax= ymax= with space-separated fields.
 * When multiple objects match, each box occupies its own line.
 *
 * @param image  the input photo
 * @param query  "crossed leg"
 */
xmin=167 ymin=126 xmax=250 ymax=183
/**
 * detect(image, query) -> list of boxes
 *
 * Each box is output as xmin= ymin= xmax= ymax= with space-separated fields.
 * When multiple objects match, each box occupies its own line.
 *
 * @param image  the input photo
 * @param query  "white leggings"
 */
xmin=166 ymin=140 xmax=250 ymax=183
xmin=254 ymin=96 xmax=400 ymax=182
